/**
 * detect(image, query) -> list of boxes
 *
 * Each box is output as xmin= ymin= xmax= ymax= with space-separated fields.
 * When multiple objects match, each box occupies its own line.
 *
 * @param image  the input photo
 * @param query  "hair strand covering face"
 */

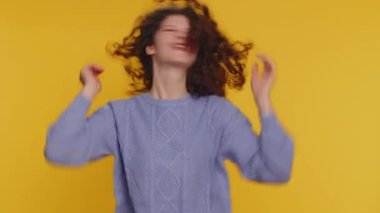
xmin=106 ymin=0 xmax=254 ymax=98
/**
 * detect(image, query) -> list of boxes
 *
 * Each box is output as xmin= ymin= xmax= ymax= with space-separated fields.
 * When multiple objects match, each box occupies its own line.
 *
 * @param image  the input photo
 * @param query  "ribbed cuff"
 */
xmin=70 ymin=91 xmax=92 ymax=117
xmin=259 ymin=110 xmax=278 ymax=130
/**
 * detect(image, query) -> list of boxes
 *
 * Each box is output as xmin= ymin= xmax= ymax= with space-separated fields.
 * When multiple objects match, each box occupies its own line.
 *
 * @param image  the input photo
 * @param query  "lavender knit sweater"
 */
xmin=44 ymin=91 xmax=294 ymax=213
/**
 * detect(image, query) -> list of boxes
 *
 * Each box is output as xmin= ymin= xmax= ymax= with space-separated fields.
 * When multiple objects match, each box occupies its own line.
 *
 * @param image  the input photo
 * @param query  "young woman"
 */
xmin=44 ymin=0 xmax=295 ymax=212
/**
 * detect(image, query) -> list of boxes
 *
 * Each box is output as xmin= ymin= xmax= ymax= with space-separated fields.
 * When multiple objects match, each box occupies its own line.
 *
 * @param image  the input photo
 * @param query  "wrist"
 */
xmin=81 ymin=85 xmax=98 ymax=101
xmin=256 ymin=97 xmax=273 ymax=117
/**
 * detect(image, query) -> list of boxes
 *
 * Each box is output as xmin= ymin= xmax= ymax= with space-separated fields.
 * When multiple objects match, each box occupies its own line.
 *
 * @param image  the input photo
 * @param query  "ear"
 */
xmin=145 ymin=44 xmax=156 ymax=55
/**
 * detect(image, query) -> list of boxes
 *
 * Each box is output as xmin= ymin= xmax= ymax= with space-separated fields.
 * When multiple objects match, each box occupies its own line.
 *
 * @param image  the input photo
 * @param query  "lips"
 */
xmin=171 ymin=42 xmax=190 ymax=52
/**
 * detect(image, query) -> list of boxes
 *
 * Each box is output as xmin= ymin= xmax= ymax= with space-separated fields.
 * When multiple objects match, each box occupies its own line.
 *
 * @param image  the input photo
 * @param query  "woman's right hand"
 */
xmin=79 ymin=64 xmax=104 ymax=101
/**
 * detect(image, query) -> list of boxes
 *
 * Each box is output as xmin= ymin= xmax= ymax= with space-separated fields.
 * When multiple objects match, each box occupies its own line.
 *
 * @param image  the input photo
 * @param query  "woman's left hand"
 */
xmin=251 ymin=54 xmax=276 ymax=115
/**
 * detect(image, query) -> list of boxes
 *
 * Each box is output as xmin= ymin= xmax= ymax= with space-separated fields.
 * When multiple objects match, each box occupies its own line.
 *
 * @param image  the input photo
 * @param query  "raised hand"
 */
xmin=79 ymin=63 xmax=104 ymax=101
xmin=251 ymin=54 xmax=276 ymax=116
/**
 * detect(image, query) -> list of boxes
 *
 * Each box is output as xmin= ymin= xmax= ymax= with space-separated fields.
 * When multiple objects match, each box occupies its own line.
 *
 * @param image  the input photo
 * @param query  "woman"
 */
xmin=44 ymin=0 xmax=295 ymax=212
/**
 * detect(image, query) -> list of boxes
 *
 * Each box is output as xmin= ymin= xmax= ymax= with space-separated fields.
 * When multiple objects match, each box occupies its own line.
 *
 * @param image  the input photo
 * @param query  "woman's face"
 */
xmin=146 ymin=14 xmax=198 ymax=69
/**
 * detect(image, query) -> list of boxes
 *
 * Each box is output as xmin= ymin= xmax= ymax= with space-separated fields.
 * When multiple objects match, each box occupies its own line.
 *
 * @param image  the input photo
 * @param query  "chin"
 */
xmin=168 ymin=59 xmax=195 ymax=69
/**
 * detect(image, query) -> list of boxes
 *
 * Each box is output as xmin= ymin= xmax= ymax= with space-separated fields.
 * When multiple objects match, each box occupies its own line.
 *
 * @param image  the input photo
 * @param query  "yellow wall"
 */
xmin=1 ymin=0 xmax=379 ymax=212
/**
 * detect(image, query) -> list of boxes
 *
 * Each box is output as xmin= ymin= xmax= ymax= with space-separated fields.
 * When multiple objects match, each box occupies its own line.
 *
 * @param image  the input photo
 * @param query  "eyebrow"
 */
xmin=161 ymin=24 xmax=190 ymax=30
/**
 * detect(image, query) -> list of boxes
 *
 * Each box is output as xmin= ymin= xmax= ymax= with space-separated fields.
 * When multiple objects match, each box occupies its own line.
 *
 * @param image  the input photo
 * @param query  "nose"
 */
xmin=176 ymin=29 xmax=189 ymax=40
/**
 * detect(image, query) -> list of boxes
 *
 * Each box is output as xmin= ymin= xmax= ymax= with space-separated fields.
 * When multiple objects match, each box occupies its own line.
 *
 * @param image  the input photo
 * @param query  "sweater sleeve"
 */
xmin=44 ymin=92 xmax=118 ymax=166
xmin=217 ymin=102 xmax=295 ymax=183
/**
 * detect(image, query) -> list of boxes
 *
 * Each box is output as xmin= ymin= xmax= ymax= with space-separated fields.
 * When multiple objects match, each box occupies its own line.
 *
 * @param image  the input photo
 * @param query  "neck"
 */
xmin=149 ymin=61 xmax=189 ymax=100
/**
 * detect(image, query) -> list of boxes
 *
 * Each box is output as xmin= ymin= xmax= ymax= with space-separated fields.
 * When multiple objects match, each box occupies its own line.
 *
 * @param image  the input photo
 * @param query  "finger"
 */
xmin=251 ymin=62 xmax=259 ymax=79
xmin=90 ymin=64 xmax=104 ymax=72
xmin=256 ymin=54 xmax=275 ymax=76
xmin=90 ymin=66 xmax=104 ymax=76
xmin=258 ymin=55 xmax=275 ymax=71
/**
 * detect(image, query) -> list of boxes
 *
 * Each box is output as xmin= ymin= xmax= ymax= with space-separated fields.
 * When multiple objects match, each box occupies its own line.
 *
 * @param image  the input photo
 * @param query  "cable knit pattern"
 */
xmin=44 ymin=91 xmax=295 ymax=213
xmin=155 ymin=108 xmax=184 ymax=212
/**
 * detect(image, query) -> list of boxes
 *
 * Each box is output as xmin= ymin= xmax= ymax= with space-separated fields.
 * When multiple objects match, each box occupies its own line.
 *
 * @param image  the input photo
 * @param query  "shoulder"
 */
xmin=207 ymin=95 xmax=241 ymax=114
xmin=206 ymin=95 xmax=241 ymax=131
xmin=106 ymin=95 xmax=138 ymax=114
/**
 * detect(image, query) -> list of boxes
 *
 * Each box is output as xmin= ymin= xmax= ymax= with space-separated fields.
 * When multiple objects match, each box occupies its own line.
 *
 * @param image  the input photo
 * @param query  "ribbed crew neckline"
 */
xmin=139 ymin=92 xmax=194 ymax=106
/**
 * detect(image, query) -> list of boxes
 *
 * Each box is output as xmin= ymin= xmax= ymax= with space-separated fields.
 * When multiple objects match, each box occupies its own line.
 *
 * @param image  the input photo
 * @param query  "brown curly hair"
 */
xmin=106 ymin=0 xmax=254 ymax=98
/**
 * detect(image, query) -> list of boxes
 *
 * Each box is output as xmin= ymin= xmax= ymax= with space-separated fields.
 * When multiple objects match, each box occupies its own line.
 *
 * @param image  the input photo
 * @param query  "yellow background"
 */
xmin=1 ymin=0 xmax=379 ymax=212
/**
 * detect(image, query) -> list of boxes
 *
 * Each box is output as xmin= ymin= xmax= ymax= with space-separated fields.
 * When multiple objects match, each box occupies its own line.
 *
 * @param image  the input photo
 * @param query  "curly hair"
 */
xmin=106 ymin=0 xmax=254 ymax=98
